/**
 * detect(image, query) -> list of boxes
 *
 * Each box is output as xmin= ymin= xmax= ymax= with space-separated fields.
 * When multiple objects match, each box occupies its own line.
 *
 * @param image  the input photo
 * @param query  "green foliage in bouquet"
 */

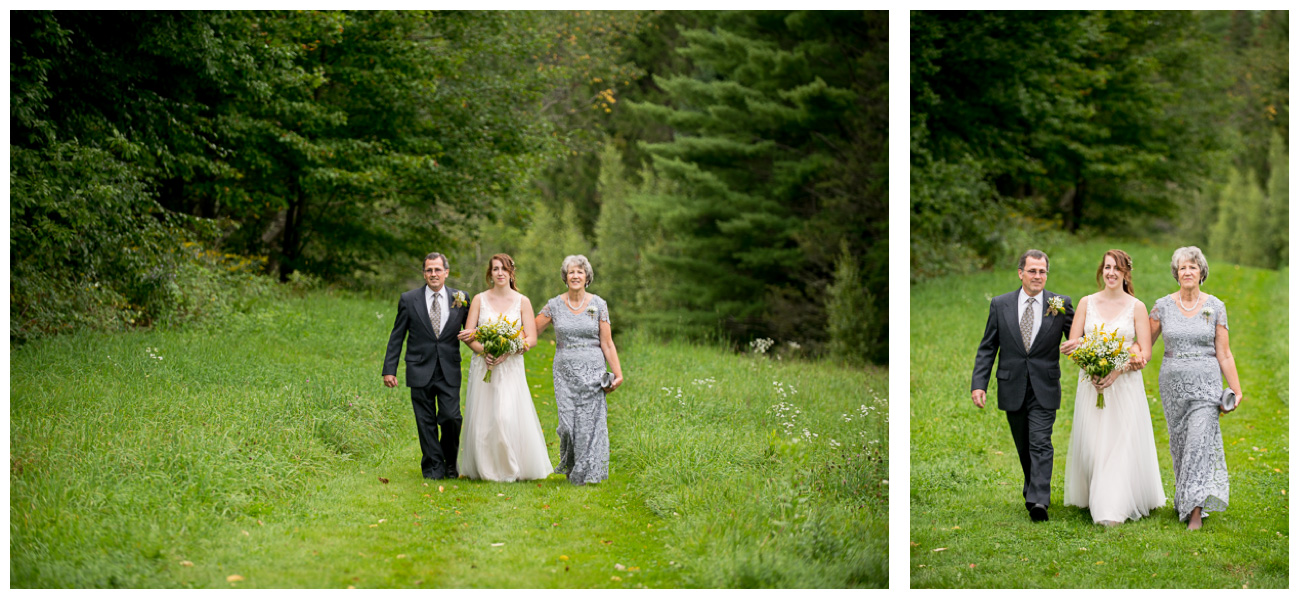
xmin=473 ymin=315 xmax=527 ymax=382
xmin=1068 ymin=323 xmax=1131 ymax=408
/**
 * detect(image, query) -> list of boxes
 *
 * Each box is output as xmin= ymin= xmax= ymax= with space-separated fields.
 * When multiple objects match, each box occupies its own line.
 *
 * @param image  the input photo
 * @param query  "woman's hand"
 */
xmin=457 ymin=327 xmax=477 ymax=342
xmin=1060 ymin=338 xmax=1082 ymax=355
xmin=605 ymin=374 xmax=624 ymax=394
xmin=1222 ymin=389 xmax=1244 ymax=414
xmin=1092 ymin=371 xmax=1119 ymax=392
xmin=1128 ymin=352 xmax=1148 ymax=371
xmin=483 ymin=353 xmax=500 ymax=367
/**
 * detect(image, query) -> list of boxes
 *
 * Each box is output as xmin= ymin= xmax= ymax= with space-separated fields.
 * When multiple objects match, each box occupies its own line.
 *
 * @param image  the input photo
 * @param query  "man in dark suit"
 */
xmin=384 ymin=252 xmax=472 ymax=480
xmin=971 ymin=249 xmax=1078 ymax=522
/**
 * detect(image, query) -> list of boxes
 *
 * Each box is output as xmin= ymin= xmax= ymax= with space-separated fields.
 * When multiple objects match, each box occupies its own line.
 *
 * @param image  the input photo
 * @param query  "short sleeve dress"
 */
xmin=540 ymin=294 xmax=610 ymax=485
xmin=1150 ymin=294 xmax=1230 ymax=521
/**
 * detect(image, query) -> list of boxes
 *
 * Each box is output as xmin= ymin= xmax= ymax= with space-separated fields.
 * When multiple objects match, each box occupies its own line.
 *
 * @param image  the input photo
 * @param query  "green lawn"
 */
xmin=910 ymin=239 xmax=1289 ymax=588
xmin=11 ymin=291 xmax=885 ymax=588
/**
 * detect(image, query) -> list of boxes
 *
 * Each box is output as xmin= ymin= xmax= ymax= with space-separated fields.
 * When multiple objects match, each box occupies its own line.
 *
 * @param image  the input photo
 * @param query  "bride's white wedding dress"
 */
xmin=458 ymin=293 xmax=553 ymax=481
xmin=1063 ymin=294 xmax=1166 ymax=523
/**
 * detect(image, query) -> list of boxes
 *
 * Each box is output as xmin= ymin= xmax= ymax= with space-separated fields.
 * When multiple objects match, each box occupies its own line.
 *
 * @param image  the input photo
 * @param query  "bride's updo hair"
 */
xmin=1095 ymin=249 xmax=1135 ymax=297
xmin=485 ymin=253 xmax=519 ymax=291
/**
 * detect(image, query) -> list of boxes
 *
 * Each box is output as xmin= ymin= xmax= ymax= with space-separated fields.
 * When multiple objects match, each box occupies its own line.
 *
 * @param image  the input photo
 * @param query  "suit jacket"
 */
xmin=383 ymin=285 xmax=470 ymax=388
xmin=971 ymin=288 xmax=1075 ymax=411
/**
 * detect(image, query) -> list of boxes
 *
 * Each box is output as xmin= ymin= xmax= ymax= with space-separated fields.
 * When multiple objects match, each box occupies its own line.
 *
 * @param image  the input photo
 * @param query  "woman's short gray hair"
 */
xmin=561 ymin=254 xmax=594 ymax=287
xmin=1170 ymin=246 xmax=1209 ymax=284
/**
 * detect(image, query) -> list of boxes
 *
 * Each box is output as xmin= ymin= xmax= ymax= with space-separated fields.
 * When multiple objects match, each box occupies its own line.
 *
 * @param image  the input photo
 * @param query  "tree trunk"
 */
xmin=1072 ymin=175 xmax=1085 ymax=233
xmin=278 ymin=183 xmax=306 ymax=282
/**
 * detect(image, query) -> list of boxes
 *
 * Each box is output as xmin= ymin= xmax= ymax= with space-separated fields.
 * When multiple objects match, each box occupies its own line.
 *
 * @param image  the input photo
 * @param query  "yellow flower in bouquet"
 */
xmin=1068 ymin=323 xmax=1131 ymax=408
xmin=473 ymin=315 xmax=526 ymax=382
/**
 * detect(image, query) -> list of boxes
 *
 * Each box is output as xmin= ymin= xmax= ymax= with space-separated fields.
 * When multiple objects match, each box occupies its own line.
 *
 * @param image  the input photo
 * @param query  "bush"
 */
xmin=10 ymin=142 xmax=278 ymax=342
xmin=826 ymin=241 xmax=882 ymax=365
xmin=911 ymin=153 xmax=1072 ymax=283
xmin=10 ymin=143 xmax=176 ymax=341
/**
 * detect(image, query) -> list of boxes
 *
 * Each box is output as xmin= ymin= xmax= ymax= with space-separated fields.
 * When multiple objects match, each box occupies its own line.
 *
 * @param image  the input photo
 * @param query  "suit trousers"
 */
xmin=1006 ymin=379 xmax=1055 ymax=508
xmin=410 ymin=360 xmax=462 ymax=479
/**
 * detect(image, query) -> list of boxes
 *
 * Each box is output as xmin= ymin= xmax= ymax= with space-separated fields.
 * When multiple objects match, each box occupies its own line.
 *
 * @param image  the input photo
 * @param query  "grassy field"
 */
xmin=910 ymin=239 xmax=1288 ymax=588
xmin=10 ymin=291 xmax=885 ymax=588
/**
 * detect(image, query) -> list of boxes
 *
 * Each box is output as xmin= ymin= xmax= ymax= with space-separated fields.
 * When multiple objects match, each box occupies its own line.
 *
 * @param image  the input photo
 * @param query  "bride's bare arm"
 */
xmin=1120 ymin=301 xmax=1151 ymax=371
xmin=519 ymin=296 xmax=538 ymax=352
xmin=1063 ymin=296 xmax=1088 ymax=354
xmin=465 ymin=295 xmax=486 ymax=355
xmin=1133 ymin=301 xmax=1152 ymax=362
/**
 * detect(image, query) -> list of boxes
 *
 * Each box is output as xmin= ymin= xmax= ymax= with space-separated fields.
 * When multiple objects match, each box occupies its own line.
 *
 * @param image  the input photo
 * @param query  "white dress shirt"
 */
xmin=425 ymin=285 xmax=449 ymax=334
xmin=1017 ymin=287 xmax=1044 ymax=349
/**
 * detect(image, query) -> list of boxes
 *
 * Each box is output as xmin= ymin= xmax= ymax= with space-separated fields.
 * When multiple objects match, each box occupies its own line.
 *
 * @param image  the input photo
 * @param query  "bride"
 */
xmin=1062 ymin=249 xmax=1166 ymax=525
xmin=457 ymin=253 xmax=554 ymax=481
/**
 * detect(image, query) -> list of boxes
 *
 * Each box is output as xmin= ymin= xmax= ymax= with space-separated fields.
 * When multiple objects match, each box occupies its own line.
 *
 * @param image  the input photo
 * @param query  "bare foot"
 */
xmin=1187 ymin=506 xmax=1203 ymax=531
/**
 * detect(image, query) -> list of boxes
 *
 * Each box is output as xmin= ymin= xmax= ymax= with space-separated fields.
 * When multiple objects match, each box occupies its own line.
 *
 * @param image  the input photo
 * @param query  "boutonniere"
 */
xmin=1046 ymin=296 xmax=1065 ymax=317
xmin=585 ymin=304 xmax=598 ymax=319
xmin=1202 ymin=307 xmax=1213 ymax=324
xmin=452 ymin=290 xmax=468 ymax=308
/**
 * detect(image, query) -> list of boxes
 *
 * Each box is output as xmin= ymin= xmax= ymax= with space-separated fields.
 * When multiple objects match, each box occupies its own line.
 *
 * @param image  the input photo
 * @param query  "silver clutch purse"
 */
xmin=601 ymin=372 xmax=615 ymax=391
xmin=1220 ymin=388 xmax=1237 ymax=412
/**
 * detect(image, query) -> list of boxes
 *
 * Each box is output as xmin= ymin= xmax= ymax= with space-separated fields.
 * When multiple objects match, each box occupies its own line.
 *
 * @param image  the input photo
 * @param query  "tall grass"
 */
xmin=11 ymin=291 xmax=884 ymax=588
xmin=910 ymin=239 xmax=1288 ymax=588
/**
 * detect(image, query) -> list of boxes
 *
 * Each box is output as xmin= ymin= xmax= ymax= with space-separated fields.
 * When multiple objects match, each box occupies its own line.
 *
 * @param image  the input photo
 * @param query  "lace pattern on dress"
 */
xmin=543 ymin=294 xmax=610 ymax=484
xmin=1153 ymin=294 xmax=1230 ymax=520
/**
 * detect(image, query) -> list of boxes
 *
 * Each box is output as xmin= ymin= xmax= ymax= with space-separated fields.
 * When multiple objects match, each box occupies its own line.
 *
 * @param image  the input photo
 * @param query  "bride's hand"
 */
xmin=1092 ymin=371 xmax=1119 ymax=392
xmin=457 ymin=328 xmax=477 ymax=342
xmin=483 ymin=353 xmax=499 ymax=367
xmin=1128 ymin=353 xmax=1148 ymax=371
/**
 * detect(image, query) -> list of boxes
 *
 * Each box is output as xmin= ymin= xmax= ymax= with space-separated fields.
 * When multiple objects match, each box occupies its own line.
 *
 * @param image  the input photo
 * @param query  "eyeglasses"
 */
xmin=1022 ymin=269 xmax=1048 ymax=276
xmin=424 ymin=268 xmax=446 ymax=274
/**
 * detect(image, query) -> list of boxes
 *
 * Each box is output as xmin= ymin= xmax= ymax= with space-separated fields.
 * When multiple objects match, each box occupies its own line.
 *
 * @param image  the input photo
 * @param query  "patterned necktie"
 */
xmin=1020 ymin=296 xmax=1036 ymax=351
xmin=430 ymin=292 xmax=442 ymax=337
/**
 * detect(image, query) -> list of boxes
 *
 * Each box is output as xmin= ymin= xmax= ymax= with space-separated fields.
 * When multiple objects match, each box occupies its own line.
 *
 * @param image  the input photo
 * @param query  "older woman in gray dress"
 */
xmin=535 ymin=254 xmax=624 ymax=485
xmin=1148 ymin=246 xmax=1245 ymax=531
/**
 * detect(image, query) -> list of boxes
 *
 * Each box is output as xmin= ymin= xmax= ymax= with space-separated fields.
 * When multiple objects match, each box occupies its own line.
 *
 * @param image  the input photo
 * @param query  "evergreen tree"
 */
xmin=1209 ymin=169 xmax=1250 ymax=265
xmin=630 ymin=11 xmax=880 ymax=347
xmin=1265 ymin=132 xmax=1289 ymax=267
xmin=591 ymin=143 xmax=642 ymax=323
xmin=826 ymin=241 xmax=880 ymax=366
xmin=515 ymin=200 xmax=590 ymax=306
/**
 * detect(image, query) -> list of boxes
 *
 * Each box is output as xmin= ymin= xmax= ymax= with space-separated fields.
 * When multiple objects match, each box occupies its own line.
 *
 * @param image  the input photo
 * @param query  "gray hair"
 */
xmin=1018 ymin=249 xmax=1050 ymax=272
xmin=561 ymin=254 xmax=594 ymax=287
xmin=423 ymin=252 xmax=449 ymax=272
xmin=1170 ymin=246 xmax=1208 ymax=284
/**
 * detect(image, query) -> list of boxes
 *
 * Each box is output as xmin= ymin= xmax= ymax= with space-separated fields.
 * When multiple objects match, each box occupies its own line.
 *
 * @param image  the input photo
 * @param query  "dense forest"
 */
xmin=911 ymin=10 xmax=1288 ymax=281
xmin=11 ymin=10 xmax=887 ymax=364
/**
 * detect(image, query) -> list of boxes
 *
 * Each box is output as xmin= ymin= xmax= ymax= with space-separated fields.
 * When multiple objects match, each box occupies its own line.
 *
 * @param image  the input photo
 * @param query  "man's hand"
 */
xmin=457 ymin=328 xmax=476 ymax=342
xmin=1060 ymin=338 xmax=1081 ymax=355
xmin=383 ymin=375 xmax=398 ymax=388
xmin=971 ymin=389 xmax=987 ymax=409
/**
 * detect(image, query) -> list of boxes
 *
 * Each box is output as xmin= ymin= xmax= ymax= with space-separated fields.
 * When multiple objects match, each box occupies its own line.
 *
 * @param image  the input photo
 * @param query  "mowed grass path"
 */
xmin=11 ymin=291 xmax=885 ymax=588
xmin=910 ymin=239 xmax=1288 ymax=588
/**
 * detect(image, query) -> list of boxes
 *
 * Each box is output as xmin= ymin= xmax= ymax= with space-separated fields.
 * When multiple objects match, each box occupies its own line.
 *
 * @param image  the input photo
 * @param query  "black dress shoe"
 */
xmin=444 ymin=471 xmax=459 ymax=480
xmin=1029 ymin=503 xmax=1049 ymax=522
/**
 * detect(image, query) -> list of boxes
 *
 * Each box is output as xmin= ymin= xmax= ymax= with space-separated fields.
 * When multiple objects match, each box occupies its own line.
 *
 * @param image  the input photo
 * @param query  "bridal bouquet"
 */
xmin=473 ymin=315 xmax=526 ymax=382
xmin=1068 ymin=323 xmax=1131 ymax=408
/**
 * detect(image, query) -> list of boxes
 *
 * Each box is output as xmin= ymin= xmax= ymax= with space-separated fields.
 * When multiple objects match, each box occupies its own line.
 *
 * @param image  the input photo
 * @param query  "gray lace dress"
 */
xmin=1151 ymin=294 xmax=1230 ymax=521
xmin=540 ymin=294 xmax=610 ymax=485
